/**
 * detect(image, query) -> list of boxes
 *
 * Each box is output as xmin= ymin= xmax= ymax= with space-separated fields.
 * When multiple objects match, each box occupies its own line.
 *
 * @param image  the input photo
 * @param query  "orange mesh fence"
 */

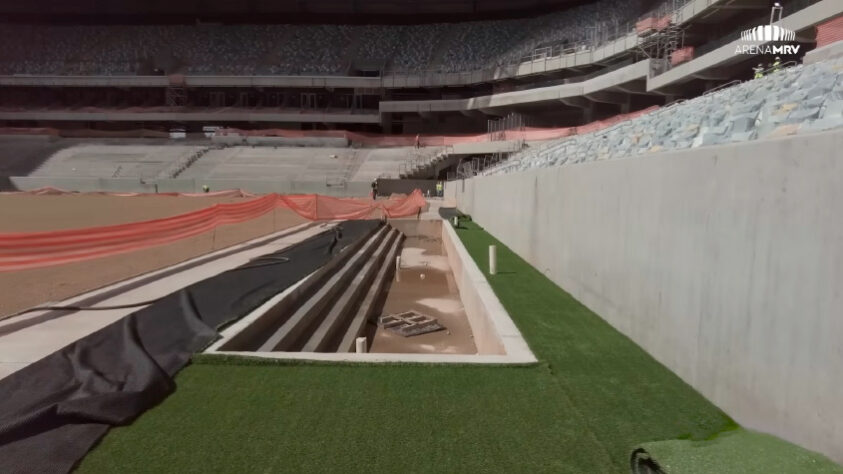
xmin=218 ymin=107 xmax=659 ymax=147
xmin=816 ymin=15 xmax=843 ymax=48
xmin=670 ymin=46 xmax=695 ymax=66
xmin=3 ymin=109 xmax=658 ymax=146
xmin=0 ymin=190 xmax=426 ymax=272
xmin=636 ymin=15 xmax=672 ymax=34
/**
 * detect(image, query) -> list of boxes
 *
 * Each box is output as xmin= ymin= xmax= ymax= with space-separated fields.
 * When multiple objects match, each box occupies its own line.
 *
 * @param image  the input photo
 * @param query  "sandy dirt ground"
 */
xmin=369 ymin=221 xmax=477 ymax=354
xmin=0 ymin=194 xmax=256 ymax=232
xmin=0 ymin=195 xmax=308 ymax=315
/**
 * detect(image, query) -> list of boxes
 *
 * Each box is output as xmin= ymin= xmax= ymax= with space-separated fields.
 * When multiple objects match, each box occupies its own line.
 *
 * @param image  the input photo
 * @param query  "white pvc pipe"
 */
xmin=453 ymin=216 xmax=459 ymax=227
xmin=355 ymin=337 xmax=367 ymax=353
xmin=489 ymin=245 xmax=497 ymax=275
xmin=395 ymin=255 xmax=401 ymax=282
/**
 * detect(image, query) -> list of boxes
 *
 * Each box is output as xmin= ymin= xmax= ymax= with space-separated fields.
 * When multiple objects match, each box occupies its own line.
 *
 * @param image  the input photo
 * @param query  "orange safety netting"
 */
xmin=636 ymin=15 xmax=672 ymax=34
xmin=670 ymin=46 xmax=695 ymax=66
xmin=218 ymin=106 xmax=660 ymax=146
xmin=0 ymin=190 xmax=426 ymax=272
xmin=1 ymin=107 xmax=659 ymax=145
xmin=816 ymin=15 xmax=843 ymax=48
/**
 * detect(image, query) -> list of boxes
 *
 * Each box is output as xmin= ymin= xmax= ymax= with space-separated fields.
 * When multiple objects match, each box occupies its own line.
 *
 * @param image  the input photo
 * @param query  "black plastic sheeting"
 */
xmin=0 ymin=220 xmax=381 ymax=474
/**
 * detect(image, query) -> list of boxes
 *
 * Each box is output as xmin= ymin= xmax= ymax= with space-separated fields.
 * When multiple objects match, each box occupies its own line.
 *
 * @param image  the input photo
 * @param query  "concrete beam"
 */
xmin=478 ymin=107 xmax=506 ymax=117
xmin=0 ymin=110 xmax=381 ymax=124
xmin=614 ymin=81 xmax=648 ymax=94
xmin=559 ymin=96 xmax=591 ymax=109
xmin=690 ymin=69 xmax=732 ymax=81
xmin=460 ymin=110 xmax=486 ymax=118
xmin=585 ymin=90 xmax=629 ymax=104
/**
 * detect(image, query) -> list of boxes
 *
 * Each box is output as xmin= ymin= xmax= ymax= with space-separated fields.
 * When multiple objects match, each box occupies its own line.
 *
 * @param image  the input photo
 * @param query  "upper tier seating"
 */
xmin=0 ymin=0 xmax=640 ymax=76
xmin=484 ymin=57 xmax=843 ymax=176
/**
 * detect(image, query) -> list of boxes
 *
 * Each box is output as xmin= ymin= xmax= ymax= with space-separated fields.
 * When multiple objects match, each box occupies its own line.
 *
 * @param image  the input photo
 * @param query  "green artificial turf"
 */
xmin=633 ymin=428 xmax=843 ymax=474
xmin=78 ymin=221 xmax=736 ymax=473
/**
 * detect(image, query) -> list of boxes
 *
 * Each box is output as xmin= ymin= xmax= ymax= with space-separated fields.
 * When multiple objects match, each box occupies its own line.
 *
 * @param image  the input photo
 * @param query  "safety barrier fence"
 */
xmin=0 ymin=189 xmax=426 ymax=271
xmin=218 ymin=106 xmax=660 ymax=147
xmin=0 ymin=104 xmax=660 ymax=150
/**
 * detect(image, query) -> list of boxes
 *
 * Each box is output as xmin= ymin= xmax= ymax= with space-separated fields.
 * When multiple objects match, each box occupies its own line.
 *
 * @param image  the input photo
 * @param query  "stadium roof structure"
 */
xmin=0 ymin=0 xmax=601 ymax=23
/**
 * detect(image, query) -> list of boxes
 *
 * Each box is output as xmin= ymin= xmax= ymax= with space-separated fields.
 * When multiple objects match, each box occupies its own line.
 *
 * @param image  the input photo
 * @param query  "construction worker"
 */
xmin=772 ymin=56 xmax=782 ymax=72
xmin=327 ymin=225 xmax=343 ymax=255
xmin=753 ymin=63 xmax=764 ymax=80
xmin=435 ymin=181 xmax=443 ymax=197
xmin=202 ymin=184 xmax=210 ymax=193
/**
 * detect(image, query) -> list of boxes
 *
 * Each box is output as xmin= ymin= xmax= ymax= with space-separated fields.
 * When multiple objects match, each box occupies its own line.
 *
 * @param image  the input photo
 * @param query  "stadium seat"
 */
xmin=484 ymin=56 xmax=843 ymax=175
xmin=0 ymin=0 xmax=642 ymax=76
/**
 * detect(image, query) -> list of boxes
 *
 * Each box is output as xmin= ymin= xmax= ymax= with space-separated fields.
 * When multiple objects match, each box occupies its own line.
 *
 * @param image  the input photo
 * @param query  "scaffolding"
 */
xmin=487 ymin=112 xmax=526 ymax=141
xmin=635 ymin=0 xmax=686 ymax=65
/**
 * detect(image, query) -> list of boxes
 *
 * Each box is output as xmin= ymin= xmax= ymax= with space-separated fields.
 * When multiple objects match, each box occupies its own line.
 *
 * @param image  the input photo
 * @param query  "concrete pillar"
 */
xmin=582 ymin=104 xmax=595 ymax=123
xmin=620 ymin=99 xmax=631 ymax=114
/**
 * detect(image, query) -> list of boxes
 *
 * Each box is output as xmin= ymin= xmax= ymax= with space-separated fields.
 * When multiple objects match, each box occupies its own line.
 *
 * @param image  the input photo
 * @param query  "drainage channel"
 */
xmin=207 ymin=218 xmax=537 ymax=364
xmin=214 ymin=223 xmax=401 ymax=353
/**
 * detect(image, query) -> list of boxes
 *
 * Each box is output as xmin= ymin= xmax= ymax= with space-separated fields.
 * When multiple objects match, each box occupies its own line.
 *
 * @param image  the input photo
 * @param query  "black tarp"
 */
xmin=0 ymin=220 xmax=381 ymax=474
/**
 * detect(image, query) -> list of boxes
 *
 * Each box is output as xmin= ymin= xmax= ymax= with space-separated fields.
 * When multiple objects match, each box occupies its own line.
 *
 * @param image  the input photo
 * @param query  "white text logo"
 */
xmin=740 ymin=25 xmax=796 ymax=42
xmin=734 ymin=24 xmax=800 ymax=55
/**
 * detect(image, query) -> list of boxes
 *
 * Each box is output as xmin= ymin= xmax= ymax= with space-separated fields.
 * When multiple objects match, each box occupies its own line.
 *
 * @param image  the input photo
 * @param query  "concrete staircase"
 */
xmin=218 ymin=222 xmax=403 ymax=353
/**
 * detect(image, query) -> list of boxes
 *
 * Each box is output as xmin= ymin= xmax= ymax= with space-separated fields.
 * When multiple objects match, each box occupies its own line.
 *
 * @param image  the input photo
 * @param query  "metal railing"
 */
xmin=703 ymin=79 xmax=742 ymax=96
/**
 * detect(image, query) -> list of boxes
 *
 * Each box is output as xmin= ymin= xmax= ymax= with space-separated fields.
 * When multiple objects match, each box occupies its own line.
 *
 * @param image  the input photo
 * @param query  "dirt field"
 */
xmin=0 ymin=195 xmax=308 ymax=315
xmin=0 ymin=194 xmax=258 ymax=232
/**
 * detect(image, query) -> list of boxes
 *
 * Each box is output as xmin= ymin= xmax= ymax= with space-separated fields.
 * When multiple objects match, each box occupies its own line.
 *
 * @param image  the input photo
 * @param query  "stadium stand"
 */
xmin=0 ymin=0 xmax=639 ymax=76
xmin=483 ymin=56 xmax=843 ymax=175
xmin=29 ymin=145 xmax=210 ymax=179
xmin=22 ymin=143 xmax=410 ymax=183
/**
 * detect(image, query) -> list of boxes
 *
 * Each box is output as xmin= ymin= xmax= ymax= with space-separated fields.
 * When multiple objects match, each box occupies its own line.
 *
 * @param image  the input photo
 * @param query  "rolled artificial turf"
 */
xmin=79 ymin=221 xmax=787 ymax=473
xmin=631 ymin=428 xmax=843 ymax=474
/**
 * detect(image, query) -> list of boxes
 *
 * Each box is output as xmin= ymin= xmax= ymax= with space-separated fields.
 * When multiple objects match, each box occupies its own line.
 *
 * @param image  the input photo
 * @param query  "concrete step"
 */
xmin=219 ymin=223 xmax=382 ymax=351
xmin=257 ymin=225 xmax=390 ymax=351
xmin=301 ymin=228 xmax=400 ymax=352
xmin=338 ymin=230 xmax=403 ymax=352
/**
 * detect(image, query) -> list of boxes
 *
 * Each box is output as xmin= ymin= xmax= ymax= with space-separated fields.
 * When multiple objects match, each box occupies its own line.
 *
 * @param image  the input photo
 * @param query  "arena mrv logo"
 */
xmin=734 ymin=24 xmax=800 ymax=55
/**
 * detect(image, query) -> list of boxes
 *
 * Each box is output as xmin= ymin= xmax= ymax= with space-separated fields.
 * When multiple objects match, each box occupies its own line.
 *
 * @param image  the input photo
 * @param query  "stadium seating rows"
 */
xmin=27 ymin=144 xmax=411 ymax=182
xmin=0 ymin=0 xmax=636 ymax=76
xmin=484 ymin=56 xmax=843 ymax=175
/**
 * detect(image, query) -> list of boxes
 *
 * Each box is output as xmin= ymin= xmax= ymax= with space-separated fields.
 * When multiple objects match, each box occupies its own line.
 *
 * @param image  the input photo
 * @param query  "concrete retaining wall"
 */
xmin=448 ymin=129 xmax=843 ymax=464
xmin=440 ymin=220 xmax=535 ymax=359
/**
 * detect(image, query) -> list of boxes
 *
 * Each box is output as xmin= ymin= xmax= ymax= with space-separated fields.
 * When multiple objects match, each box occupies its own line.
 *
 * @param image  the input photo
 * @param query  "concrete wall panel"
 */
xmin=449 ymin=129 xmax=843 ymax=464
